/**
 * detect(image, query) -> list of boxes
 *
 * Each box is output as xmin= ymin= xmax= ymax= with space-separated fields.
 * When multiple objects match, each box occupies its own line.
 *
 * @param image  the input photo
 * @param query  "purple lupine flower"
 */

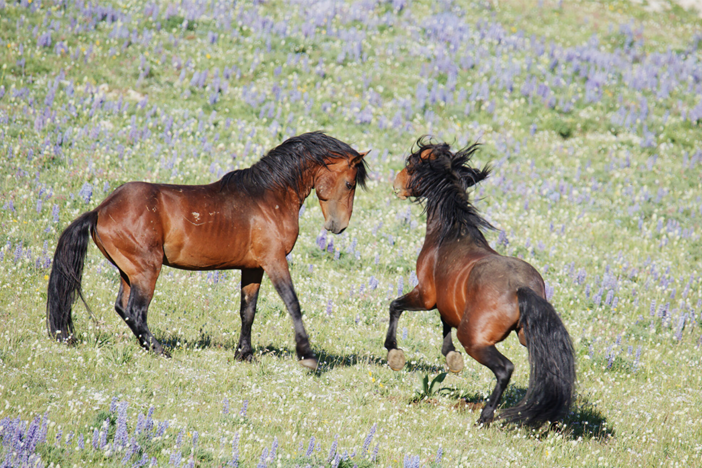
xmin=92 ymin=428 xmax=100 ymax=450
xmin=545 ymin=282 xmax=554 ymax=301
xmin=176 ymin=429 xmax=184 ymax=448
xmin=397 ymin=277 xmax=404 ymax=296
xmin=675 ymin=314 xmax=687 ymax=341
xmin=327 ymin=435 xmax=338 ymax=463
xmin=78 ymin=433 xmax=85 ymax=450
xmin=52 ymin=204 xmax=59 ymax=223
xmin=305 ymin=436 xmax=315 ymax=457
xmin=37 ymin=31 xmax=52 ymax=47
xmin=156 ymin=421 xmax=169 ymax=437
xmin=369 ymin=276 xmax=378 ymax=290
xmin=409 ymin=271 xmax=418 ymax=288
xmin=436 ymin=446 xmax=443 ymax=463
xmin=99 ymin=423 xmax=108 ymax=450
xmin=231 ymin=432 xmax=240 ymax=467
xmin=604 ymin=290 xmax=614 ymax=307
xmin=114 ymin=401 xmax=129 ymax=447
xmin=256 ymin=447 xmax=269 ymax=468
xmin=222 ymin=398 xmax=230 ymax=414
xmin=78 ymin=183 xmax=93 ymax=203
xmin=633 ymin=346 xmax=642 ymax=371
xmin=239 ymin=400 xmax=248 ymax=418
xmin=402 ymin=327 xmax=408 ymax=340
xmin=135 ymin=413 xmax=145 ymax=436
xmin=316 ymin=230 xmax=327 ymax=250
xmin=606 ymin=345 xmax=615 ymax=369
xmin=361 ymin=423 xmax=376 ymax=456
xmin=145 ymin=407 xmax=154 ymax=434
xmin=270 ymin=437 xmax=278 ymax=461
xmin=169 ymin=449 xmax=182 ymax=467
xmin=326 ymin=299 xmax=333 ymax=316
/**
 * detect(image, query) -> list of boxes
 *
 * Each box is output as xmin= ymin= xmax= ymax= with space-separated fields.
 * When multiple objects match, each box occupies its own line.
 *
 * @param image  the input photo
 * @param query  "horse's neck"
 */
xmin=425 ymin=212 xmax=485 ymax=250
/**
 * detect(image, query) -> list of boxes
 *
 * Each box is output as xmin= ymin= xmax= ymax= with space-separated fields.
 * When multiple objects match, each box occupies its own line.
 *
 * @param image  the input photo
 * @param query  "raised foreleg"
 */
xmin=384 ymin=288 xmax=429 ymax=371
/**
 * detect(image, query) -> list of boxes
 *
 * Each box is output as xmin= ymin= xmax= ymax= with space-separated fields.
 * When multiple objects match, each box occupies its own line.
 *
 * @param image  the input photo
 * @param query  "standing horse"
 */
xmin=47 ymin=132 xmax=368 ymax=370
xmin=385 ymin=139 xmax=575 ymax=425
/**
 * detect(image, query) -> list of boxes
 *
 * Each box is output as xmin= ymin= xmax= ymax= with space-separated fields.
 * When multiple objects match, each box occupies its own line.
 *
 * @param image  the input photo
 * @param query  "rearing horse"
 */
xmin=47 ymin=132 xmax=368 ymax=370
xmin=386 ymin=139 xmax=575 ymax=425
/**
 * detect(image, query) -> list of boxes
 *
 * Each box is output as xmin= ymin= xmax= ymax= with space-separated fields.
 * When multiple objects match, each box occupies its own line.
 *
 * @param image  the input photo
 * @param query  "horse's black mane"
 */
xmin=220 ymin=132 xmax=368 ymax=199
xmin=406 ymin=137 xmax=494 ymax=246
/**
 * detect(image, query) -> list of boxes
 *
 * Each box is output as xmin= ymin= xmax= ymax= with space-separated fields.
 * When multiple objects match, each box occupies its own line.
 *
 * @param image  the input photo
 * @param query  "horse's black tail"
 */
xmin=46 ymin=210 xmax=98 ymax=343
xmin=500 ymin=287 xmax=576 ymax=426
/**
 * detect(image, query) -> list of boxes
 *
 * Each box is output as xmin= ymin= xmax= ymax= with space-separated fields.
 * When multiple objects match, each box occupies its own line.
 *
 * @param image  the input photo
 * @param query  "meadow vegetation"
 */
xmin=1 ymin=0 xmax=701 ymax=466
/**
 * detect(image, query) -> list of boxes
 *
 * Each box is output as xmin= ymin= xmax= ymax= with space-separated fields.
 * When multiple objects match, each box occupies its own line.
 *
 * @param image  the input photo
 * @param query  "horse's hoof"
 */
xmin=234 ymin=351 xmax=253 ymax=362
xmin=154 ymin=346 xmax=171 ymax=358
xmin=478 ymin=411 xmax=494 ymax=426
xmin=387 ymin=349 xmax=406 ymax=371
xmin=446 ymin=351 xmax=464 ymax=374
xmin=299 ymin=358 xmax=318 ymax=371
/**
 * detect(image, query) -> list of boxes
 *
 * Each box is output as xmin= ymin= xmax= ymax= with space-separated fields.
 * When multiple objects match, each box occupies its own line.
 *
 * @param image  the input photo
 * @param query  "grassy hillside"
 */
xmin=1 ymin=0 xmax=701 ymax=466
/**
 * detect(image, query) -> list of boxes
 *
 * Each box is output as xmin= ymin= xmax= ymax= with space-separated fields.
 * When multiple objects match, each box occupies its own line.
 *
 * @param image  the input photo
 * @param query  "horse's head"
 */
xmin=315 ymin=151 xmax=368 ymax=234
xmin=393 ymin=138 xmax=489 ymax=200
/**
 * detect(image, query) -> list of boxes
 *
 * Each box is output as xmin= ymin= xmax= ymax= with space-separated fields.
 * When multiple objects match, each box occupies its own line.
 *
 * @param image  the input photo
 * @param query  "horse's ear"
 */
xmin=351 ymin=150 xmax=369 ymax=166
xmin=420 ymin=148 xmax=434 ymax=160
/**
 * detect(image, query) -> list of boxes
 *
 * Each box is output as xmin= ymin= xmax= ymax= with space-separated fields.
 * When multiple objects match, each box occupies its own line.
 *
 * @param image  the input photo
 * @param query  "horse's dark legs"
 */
xmin=440 ymin=319 xmax=455 ymax=356
xmin=441 ymin=318 xmax=464 ymax=373
xmin=384 ymin=288 xmax=427 ymax=370
xmin=467 ymin=345 xmax=514 ymax=424
xmin=115 ymin=277 xmax=129 ymax=317
xmin=115 ymin=273 xmax=167 ymax=356
xmin=265 ymin=263 xmax=317 ymax=370
xmin=234 ymin=268 xmax=264 ymax=361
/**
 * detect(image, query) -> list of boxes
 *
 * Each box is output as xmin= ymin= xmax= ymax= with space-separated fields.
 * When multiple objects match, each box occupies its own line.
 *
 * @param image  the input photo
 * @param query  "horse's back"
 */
xmin=468 ymin=255 xmax=545 ymax=298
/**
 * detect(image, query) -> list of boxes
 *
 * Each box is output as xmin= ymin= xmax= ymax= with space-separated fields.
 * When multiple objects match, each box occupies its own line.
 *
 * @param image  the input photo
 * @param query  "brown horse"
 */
xmin=47 ymin=132 xmax=368 ymax=370
xmin=385 ymin=139 xmax=575 ymax=425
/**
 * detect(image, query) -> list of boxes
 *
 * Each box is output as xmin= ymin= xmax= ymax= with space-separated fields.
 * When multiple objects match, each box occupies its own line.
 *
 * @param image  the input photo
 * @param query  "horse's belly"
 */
xmin=163 ymin=237 xmax=257 ymax=270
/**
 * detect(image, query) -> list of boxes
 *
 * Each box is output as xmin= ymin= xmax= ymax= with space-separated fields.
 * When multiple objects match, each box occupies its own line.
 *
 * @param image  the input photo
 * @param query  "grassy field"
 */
xmin=1 ymin=0 xmax=702 ymax=466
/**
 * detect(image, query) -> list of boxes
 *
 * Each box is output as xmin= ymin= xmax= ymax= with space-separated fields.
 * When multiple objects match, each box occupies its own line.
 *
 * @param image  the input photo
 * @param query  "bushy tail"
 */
xmin=500 ymin=287 xmax=576 ymax=426
xmin=46 ymin=211 xmax=98 ymax=343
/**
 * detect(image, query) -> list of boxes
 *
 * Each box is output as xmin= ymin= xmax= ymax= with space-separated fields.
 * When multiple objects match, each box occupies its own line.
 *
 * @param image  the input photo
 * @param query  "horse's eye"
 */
xmin=346 ymin=181 xmax=355 ymax=190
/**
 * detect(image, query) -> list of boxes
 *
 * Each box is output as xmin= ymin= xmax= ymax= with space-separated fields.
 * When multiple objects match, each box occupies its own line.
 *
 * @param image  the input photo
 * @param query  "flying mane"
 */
xmin=220 ymin=132 xmax=368 ymax=200
xmin=406 ymin=138 xmax=493 ymax=246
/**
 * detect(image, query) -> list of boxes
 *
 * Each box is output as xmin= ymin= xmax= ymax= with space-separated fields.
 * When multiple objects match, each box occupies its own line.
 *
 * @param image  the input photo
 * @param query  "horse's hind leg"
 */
xmin=108 ymin=259 xmax=165 ymax=356
xmin=115 ymin=276 xmax=130 ymax=317
xmin=463 ymin=343 xmax=514 ymax=424
xmin=234 ymin=268 xmax=264 ymax=361
xmin=441 ymin=318 xmax=464 ymax=374
xmin=121 ymin=271 xmax=168 ymax=356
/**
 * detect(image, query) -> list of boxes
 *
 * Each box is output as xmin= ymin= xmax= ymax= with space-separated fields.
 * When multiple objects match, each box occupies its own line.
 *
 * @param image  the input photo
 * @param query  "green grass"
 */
xmin=1 ymin=0 xmax=702 ymax=466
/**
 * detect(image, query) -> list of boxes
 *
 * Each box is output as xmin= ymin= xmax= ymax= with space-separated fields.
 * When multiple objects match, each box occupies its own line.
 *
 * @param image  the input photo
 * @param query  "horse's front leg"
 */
xmin=264 ymin=260 xmax=317 ymax=370
xmin=235 ymin=268 xmax=264 ymax=361
xmin=384 ymin=287 xmax=428 ymax=371
xmin=441 ymin=317 xmax=464 ymax=374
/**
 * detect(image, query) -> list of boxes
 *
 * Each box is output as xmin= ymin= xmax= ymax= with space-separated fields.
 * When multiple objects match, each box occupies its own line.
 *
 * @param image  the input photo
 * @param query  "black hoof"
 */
xmin=234 ymin=351 xmax=253 ymax=362
xmin=478 ymin=412 xmax=494 ymax=426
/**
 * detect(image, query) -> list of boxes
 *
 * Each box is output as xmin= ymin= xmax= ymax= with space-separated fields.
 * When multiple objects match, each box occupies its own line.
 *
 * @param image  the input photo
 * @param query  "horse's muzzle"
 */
xmin=324 ymin=219 xmax=347 ymax=234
